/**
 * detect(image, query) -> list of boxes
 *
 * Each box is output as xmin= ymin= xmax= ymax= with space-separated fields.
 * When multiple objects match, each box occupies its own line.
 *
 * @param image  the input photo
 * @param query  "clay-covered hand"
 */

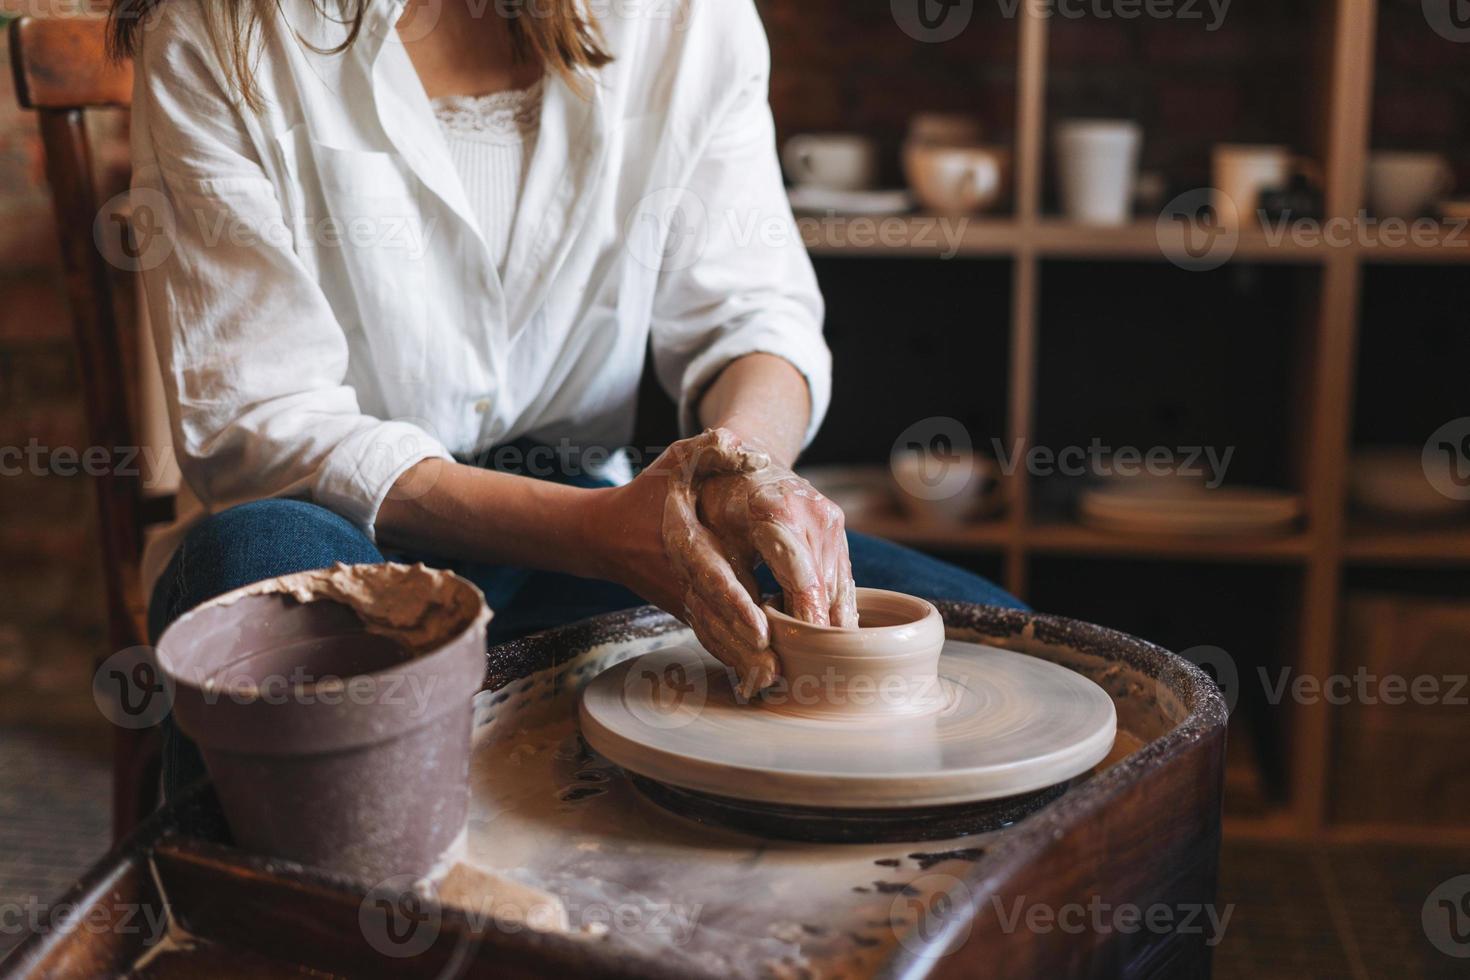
xmin=696 ymin=455 xmax=859 ymax=636
xmin=585 ymin=429 xmax=780 ymax=696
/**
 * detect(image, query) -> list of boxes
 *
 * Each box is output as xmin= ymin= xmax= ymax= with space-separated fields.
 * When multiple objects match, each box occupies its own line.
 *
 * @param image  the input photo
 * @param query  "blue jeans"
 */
xmin=148 ymin=466 xmax=1024 ymax=797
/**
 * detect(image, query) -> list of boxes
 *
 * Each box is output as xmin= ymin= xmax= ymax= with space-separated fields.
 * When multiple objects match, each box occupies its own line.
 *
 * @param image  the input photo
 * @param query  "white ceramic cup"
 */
xmin=903 ymin=144 xmax=1010 ymax=214
xmin=1367 ymin=151 xmax=1454 ymax=219
xmin=1054 ymin=119 xmax=1142 ymax=226
xmin=782 ymin=133 xmax=878 ymax=191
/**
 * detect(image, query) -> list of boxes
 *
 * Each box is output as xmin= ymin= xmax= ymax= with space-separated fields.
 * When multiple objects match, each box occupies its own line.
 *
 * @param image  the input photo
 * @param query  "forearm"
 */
xmin=697 ymin=353 xmax=812 ymax=469
xmin=376 ymin=459 xmax=600 ymax=577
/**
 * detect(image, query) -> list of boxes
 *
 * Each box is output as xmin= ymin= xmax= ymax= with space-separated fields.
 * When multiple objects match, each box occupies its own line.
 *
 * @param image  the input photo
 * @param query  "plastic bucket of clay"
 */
xmin=155 ymin=562 xmax=491 ymax=883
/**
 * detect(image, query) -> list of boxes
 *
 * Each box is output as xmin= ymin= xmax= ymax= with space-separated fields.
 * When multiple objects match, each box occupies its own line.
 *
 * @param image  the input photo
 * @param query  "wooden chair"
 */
xmin=9 ymin=14 xmax=169 ymax=842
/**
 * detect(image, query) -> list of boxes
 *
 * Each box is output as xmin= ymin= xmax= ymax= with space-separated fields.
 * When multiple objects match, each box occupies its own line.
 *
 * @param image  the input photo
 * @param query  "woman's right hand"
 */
xmin=580 ymin=429 xmax=780 ymax=696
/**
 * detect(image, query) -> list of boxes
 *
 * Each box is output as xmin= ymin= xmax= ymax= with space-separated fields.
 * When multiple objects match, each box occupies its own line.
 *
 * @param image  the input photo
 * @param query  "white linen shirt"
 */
xmin=131 ymin=0 xmax=829 ymax=591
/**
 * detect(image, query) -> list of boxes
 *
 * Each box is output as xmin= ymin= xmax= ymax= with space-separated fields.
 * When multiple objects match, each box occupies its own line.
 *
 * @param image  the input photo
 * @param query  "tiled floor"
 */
xmin=1216 ymin=840 xmax=1470 ymax=979
xmin=0 ymin=724 xmax=1466 ymax=976
xmin=0 ymin=723 xmax=112 ymax=960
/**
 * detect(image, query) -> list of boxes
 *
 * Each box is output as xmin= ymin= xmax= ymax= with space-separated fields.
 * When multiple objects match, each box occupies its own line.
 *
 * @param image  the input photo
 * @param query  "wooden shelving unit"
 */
xmin=804 ymin=0 xmax=1470 ymax=841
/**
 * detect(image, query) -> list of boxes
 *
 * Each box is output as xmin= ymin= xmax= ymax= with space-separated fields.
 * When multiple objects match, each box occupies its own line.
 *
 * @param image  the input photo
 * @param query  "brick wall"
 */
xmin=0 ymin=2 xmax=117 ymax=721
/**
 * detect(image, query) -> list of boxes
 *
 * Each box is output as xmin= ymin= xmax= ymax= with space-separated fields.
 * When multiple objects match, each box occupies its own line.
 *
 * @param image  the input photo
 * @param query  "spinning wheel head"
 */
xmin=579 ymin=591 xmax=1117 ymax=841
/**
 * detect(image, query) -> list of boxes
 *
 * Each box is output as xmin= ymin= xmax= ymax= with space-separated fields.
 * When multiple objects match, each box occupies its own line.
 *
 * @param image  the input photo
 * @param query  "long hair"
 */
xmin=109 ymin=1 xmax=612 ymax=109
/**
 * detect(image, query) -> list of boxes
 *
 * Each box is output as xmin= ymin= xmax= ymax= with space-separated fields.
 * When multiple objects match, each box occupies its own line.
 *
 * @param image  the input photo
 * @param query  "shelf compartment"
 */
xmin=1343 ymin=522 xmax=1470 ymax=565
xmin=1026 ymin=522 xmax=1311 ymax=563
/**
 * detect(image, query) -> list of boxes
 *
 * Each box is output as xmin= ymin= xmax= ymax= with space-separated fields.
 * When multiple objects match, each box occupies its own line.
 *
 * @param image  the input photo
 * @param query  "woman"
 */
xmin=116 ymin=0 xmax=1019 ymax=758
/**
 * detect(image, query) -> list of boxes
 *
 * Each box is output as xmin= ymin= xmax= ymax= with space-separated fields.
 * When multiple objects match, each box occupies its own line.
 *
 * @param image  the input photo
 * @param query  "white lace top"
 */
xmin=431 ymin=80 xmax=544 ymax=274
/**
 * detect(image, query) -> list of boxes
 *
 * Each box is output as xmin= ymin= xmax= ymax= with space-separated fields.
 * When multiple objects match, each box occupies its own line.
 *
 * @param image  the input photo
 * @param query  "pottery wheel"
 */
xmin=578 ymin=638 xmax=1117 ymax=812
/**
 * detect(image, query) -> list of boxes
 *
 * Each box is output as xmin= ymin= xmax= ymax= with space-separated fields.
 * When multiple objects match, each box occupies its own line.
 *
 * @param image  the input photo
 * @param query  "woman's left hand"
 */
xmin=697 ymin=455 xmax=859 ymax=630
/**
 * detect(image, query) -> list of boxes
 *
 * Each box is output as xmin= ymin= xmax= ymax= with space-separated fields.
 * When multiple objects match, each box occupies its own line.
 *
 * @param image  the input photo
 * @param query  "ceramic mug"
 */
xmin=1367 ymin=151 xmax=1454 ymax=219
xmin=903 ymin=144 xmax=1010 ymax=214
xmin=1210 ymin=144 xmax=1319 ymax=230
xmin=782 ymin=133 xmax=877 ymax=191
xmin=1054 ymin=119 xmax=1142 ymax=226
xmin=763 ymin=588 xmax=946 ymax=720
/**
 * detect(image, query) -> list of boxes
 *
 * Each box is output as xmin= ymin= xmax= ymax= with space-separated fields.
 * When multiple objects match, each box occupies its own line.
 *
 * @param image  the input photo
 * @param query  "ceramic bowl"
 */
xmin=890 ymin=450 xmax=999 ymax=524
xmin=903 ymin=143 xmax=1011 ymax=214
xmin=761 ymin=588 xmax=945 ymax=720
xmin=1350 ymin=448 xmax=1469 ymax=521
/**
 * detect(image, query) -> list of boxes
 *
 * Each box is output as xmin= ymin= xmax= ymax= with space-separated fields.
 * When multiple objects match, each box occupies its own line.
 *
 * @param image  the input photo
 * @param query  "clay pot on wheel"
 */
xmin=760 ymin=589 xmax=946 ymax=720
xmin=154 ymin=562 xmax=490 ymax=883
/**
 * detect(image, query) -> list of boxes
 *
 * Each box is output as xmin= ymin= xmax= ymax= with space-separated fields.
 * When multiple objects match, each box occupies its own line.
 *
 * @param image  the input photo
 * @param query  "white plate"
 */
xmin=788 ymin=186 xmax=915 ymax=216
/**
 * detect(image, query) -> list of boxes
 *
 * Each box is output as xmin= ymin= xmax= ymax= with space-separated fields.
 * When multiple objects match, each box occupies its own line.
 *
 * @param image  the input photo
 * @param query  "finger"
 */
xmin=683 ymin=587 xmax=778 ymax=697
xmin=663 ymin=482 xmax=769 ymax=649
xmin=827 ymin=531 xmax=859 ymax=628
xmin=751 ymin=518 xmax=829 ymax=626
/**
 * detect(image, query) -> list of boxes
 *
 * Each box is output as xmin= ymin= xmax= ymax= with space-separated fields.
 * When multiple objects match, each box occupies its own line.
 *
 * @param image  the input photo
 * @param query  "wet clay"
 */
xmin=215 ymin=561 xmax=489 ymax=654
xmin=658 ymin=428 xmax=857 ymax=698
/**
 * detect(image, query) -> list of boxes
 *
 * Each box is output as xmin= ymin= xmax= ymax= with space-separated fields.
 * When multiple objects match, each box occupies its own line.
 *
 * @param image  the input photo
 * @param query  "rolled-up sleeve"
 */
xmin=647 ymin=2 xmax=830 ymax=447
xmin=133 ymin=16 xmax=450 ymax=536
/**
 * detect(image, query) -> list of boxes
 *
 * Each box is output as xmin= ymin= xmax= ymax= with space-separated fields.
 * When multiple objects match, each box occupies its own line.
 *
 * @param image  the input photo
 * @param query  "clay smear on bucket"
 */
xmin=216 ymin=561 xmax=489 ymax=654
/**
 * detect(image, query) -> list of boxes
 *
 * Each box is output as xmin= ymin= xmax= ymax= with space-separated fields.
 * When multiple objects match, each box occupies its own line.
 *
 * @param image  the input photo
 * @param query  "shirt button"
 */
xmin=474 ymin=399 xmax=491 ymax=414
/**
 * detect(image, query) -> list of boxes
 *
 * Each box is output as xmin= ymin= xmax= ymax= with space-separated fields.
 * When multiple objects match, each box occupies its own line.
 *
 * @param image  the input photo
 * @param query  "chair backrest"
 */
xmin=10 ymin=14 xmax=161 ymax=647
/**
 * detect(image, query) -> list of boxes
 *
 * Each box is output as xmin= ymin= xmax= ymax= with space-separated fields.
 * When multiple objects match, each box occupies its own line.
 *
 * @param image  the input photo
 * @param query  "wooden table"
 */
xmin=1 ymin=603 xmax=1227 ymax=978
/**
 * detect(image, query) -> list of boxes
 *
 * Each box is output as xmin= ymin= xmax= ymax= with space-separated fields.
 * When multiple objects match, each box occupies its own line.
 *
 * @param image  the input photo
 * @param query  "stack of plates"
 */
xmin=1350 ymin=448 xmax=1469 ymax=522
xmin=1078 ymin=483 xmax=1303 ymax=537
xmin=787 ymin=187 xmax=914 ymax=216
